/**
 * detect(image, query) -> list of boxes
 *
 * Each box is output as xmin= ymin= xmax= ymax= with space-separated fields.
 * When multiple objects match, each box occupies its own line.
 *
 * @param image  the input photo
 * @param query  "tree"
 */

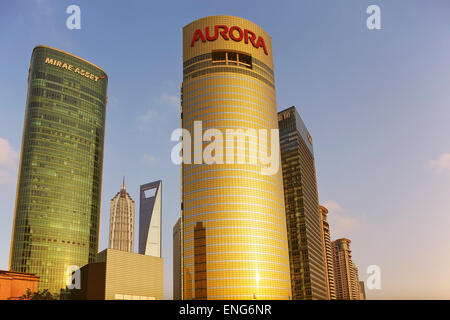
xmin=16 ymin=288 xmax=59 ymax=300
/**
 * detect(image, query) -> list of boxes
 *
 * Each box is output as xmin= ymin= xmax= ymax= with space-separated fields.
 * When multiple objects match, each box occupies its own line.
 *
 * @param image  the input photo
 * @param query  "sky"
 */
xmin=1 ymin=0 xmax=450 ymax=300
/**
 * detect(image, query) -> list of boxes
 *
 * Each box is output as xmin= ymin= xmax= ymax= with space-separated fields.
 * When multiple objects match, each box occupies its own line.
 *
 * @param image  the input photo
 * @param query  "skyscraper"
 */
xmin=9 ymin=45 xmax=107 ymax=293
xmin=350 ymin=261 xmax=361 ymax=300
xmin=109 ymin=178 xmax=135 ymax=252
xmin=359 ymin=281 xmax=366 ymax=300
xmin=332 ymin=238 xmax=361 ymax=300
xmin=139 ymin=180 xmax=162 ymax=257
xmin=278 ymin=106 xmax=328 ymax=300
xmin=181 ymin=16 xmax=291 ymax=300
xmin=173 ymin=217 xmax=181 ymax=300
xmin=320 ymin=205 xmax=336 ymax=299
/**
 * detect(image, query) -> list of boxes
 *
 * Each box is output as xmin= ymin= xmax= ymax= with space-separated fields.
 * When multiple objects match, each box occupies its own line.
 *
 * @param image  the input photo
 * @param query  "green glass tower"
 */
xmin=9 ymin=45 xmax=108 ymax=294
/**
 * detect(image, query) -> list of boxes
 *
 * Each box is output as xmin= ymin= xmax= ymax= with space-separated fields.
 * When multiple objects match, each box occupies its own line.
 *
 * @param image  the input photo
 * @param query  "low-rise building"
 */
xmin=70 ymin=249 xmax=163 ymax=300
xmin=0 ymin=270 xmax=39 ymax=300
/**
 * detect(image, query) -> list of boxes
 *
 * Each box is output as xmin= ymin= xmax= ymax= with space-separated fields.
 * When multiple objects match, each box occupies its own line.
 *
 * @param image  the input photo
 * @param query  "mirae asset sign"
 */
xmin=191 ymin=25 xmax=268 ymax=55
xmin=44 ymin=57 xmax=105 ymax=82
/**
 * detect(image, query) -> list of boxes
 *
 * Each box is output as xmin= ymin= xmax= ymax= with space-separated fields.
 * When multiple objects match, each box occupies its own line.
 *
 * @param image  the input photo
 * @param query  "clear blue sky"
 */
xmin=1 ymin=0 xmax=450 ymax=299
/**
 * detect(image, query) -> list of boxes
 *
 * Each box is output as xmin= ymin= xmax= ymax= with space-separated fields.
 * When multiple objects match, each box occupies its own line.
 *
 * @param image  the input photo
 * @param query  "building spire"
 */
xmin=122 ymin=176 xmax=125 ymax=190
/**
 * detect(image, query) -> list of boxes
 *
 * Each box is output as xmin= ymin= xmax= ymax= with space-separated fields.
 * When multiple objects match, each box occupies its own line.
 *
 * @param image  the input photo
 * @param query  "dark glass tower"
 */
xmin=9 ymin=45 xmax=108 ymax=294
xmin=278 ymin=106 xmax=328 ymax=300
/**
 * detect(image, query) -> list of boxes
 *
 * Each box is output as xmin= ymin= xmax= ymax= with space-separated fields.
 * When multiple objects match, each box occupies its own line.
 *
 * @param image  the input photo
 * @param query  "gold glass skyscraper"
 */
xmin=181 ymin=16 xmax=291 ymax=300
xmin=173 ymin=217 xmax=181 ymax=300
xmin=9 ymin=46 xmax=107 ymax=294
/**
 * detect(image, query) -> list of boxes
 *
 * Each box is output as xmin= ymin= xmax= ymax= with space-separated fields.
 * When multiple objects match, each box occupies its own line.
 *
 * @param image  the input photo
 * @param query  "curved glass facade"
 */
xmin=181 ymin=16 xmax=291 ymax=300
xmin=9 ymin=46 xmax=107 ymax=294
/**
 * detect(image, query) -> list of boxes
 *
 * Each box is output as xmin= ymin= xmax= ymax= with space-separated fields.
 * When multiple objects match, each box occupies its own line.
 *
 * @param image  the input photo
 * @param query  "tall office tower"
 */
xmin=332 ymin=238 xmax=361 ymax=300
xmin=9 ymin=45 xmax=107 ymax=293
xmin=359 ymin=281 xmax=366 ymax=300
xmin=139 ymin=180 xmax=162 ymax=257
xmin=109 ymin=178 xmax=135 ymax=252
xmin=350 ymin=261 xmax=361 ymax=300
xmin=173 ymin=217 xmax=181 ymax=300
xmin=181 ymin=16 xmax=291 ymax=300
xmin=278 ymin=106 xmax=328 ymax=300
xmin=320 ymin=205 xmax=336 ymax=300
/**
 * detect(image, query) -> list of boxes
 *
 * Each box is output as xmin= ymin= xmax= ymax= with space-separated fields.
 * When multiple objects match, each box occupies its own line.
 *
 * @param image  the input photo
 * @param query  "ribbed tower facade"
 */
xmin=9 ymin=45 xmax=107 ymax=293
xmin=181 ymin=16 xmax=291 ymax=300
xmin=109 ymin=178 xmax=135 ymax=252
xmin=350 ymin=261 xmax=361 ymax=300
xmin=320 ymin=205 xmax=336 ymax=299
xmin=332 ymin=238 xmax=361 ymax=300
xmin=359 ymin=281 xmax=366 ymax=300
xmin=278 ymin=106 xmax=328 ymax=300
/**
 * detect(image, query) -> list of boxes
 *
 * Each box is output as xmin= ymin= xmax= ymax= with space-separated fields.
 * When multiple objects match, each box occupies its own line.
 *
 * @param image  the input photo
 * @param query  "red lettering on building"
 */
xmin=205 ymin=26 xmax=218 ymax=41
xmin=191 ymin=29 xmax=206 ymax=46
xmin=191 ymin=25 xmax=268 ymax=55
xmin=255 ymin=36 xmax=268 ymax=55
xmin=229 ymin=26 xmax=243 ymax=42
xmin=217 ymin=25 xmax=229 ymax=40
xmin=244 ymin=29 xmax=257 ymax=48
